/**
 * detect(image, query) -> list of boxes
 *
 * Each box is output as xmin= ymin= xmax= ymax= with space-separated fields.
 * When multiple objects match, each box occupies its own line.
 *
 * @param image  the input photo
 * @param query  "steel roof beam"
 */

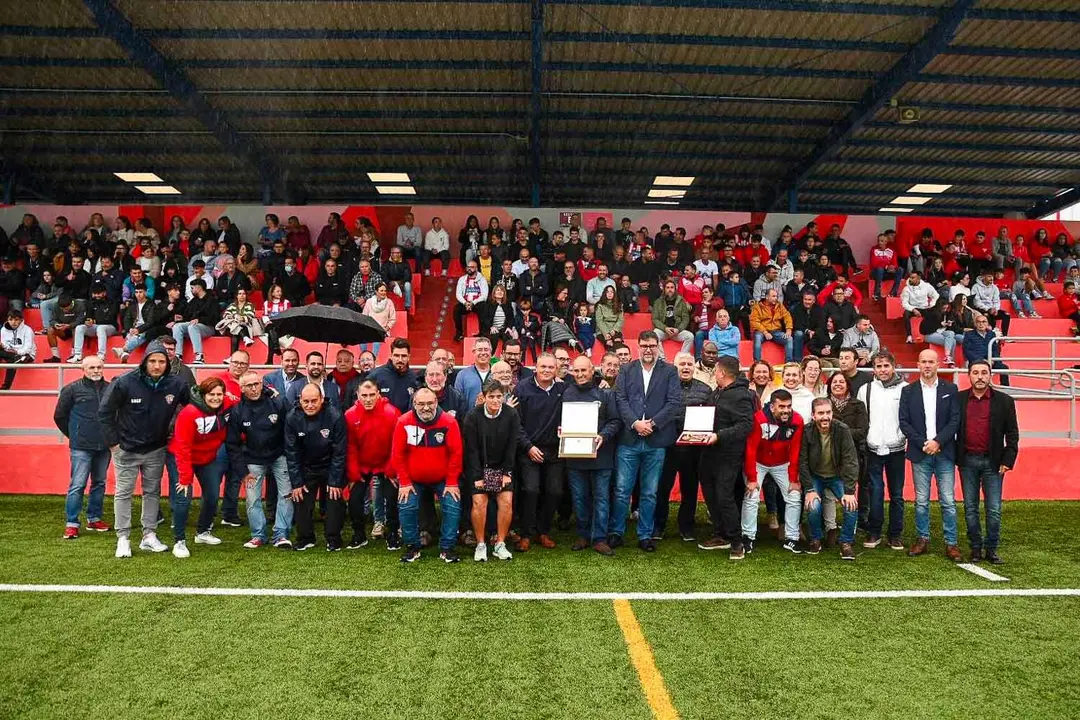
xmin=529 ymin=0 xmax=544 ymax=207
xmin=768 ymin=0 xmax=977 ymax=210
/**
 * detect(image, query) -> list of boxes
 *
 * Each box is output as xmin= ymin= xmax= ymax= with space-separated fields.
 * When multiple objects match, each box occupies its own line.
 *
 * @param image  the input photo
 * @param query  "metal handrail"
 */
xmin=987 ymin=335 xmax=1080 ymax=393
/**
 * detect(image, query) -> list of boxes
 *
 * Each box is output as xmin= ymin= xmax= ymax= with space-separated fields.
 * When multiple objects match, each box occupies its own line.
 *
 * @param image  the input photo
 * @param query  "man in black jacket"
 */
xmin=563 ymin=355 xmax=622 ymax=556
xmin=957 ymin=360 xmax=1019 ymax=565
xmin=277 ymin=253 xmax=311 ymax=307
xmin=285 ymin=383 xmax=347 ymax=551
xmin=228 ymin=370 xmax=293 ymax=549
xmin=697 ymin=355 xmax=755 ymax=558
xmin=368 ymin=338 xmax=422 ymax=414
xmin=55 ymin=356 xmax=112 ymax=539
xmin=656 ymin=352 xmax=713 ymax=542
xmin=174 ymin=279 xmax=220 ymax=364
xmin=800 ymin=397 xmax=860 ymax=560
xmin=514 ymin=352 xmax=566 ymax=551
xmin=99 ymin=339 xmax=190 ymax=558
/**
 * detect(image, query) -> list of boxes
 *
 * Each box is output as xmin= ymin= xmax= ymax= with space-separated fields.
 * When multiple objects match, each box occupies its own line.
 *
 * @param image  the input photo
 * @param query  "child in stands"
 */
xmin=573 ymin=302 xmax=595 ymax=352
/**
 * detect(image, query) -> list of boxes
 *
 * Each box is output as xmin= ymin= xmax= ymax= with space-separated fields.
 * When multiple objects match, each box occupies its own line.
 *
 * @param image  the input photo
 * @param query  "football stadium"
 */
xmin=2 ymin=1 xmax=1080 ymax=718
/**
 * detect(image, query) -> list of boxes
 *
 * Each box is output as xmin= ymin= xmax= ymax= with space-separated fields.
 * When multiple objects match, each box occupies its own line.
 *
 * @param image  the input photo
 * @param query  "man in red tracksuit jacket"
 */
xmin=391 ymin=387 xmax=464 ymax=563
xmin=345 ymin=380 xmax=402 ymax=550
xmin=742 ymin=388 xmax=805 ymax=554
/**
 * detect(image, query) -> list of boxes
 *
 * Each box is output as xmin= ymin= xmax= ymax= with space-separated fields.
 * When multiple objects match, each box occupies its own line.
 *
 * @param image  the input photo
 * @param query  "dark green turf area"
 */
xmin=2 ymin=496 xmax=1080 ymax=718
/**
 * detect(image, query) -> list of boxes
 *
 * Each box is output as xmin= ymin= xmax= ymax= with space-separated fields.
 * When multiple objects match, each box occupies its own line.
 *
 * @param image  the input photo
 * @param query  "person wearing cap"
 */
xmin=68 ymin=282 xmax=119 ymax=363
xmin=99 ymin=339 xmax=190 ymax=558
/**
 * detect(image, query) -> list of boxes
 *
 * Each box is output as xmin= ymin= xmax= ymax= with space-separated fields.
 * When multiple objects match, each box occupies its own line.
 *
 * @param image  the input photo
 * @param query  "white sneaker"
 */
xmin=371 ymin=521 xmax=385 ymax=539
xmin=111 ymin=347 xmax=124 ymax=360
xmin=67 ymin=354 xmax=81 ymax=363
xmin=138 ymin=533 xmax=168 ymax=553
xmin=474 ymin=542 xmax=488 ymax=562
xmin=492 ymin=542 xmax=513 ymax=561
xmin=243 ymin=336 xmax=255 ymax=346
xmin=194 ymin=531 xmax=222 ymax=545
xmin=172 ymin=540 xmax=190 ymax=559
xmin=115 ymin=536 xmax=132 ymax=558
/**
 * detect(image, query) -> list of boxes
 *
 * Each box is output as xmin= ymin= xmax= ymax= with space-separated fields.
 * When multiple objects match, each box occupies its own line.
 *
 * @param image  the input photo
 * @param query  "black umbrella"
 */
xmin=270 ymin=304 xmax=387 ymax=345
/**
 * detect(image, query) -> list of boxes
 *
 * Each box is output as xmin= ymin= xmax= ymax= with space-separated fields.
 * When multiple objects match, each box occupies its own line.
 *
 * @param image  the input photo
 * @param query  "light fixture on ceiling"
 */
xmin=907 ymin=184 xmax=951 ymax=194
xmin=879 ymin=207 xmax=913 ymax=213
xmin=652 ymin=176 xmax=695 ymax=187
xmin=368 ymin=172 xmax=411 ymax=183
xmin=135 ymin=185 xmax=181 ymax=195
xmin=645 ymin=201 xmax=680 ymax=206
xmin=648 ymin=188 xmax=686 ymax=199
xmin=376 ymin=185 xmax=417 ymax=195
xmin=889 ymin=196 xmax=932 ymax=205
xmin=115 ymin=172 xmax=164 ymax=183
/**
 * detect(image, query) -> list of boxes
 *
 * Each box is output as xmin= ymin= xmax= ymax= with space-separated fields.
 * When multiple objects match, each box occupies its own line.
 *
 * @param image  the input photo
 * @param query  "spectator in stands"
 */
xmin=948 ymin=293 xmax=976 ymax=342
xmin=214 ymin=256 xmax=250 ymax=309
xmin=707 ymin=308 xmax=741 ymax=360
xmin=112 ymin=285 xmax=160 ymax=362
xmin=0 ymin=308 xmax=34 ymax=389
xmin=265 ymin=347 xmax=305 ymax=401
xmin=100 ymin=339 xmax=189 ymax=558
xmin=272 ymin=253 xmax=308 ymax=309
xmin=39 ymin=293 xmax=82 ymax=363
xmin=12 ymin=213 xmax=45 ymax=248
xmin=957 ymin=360 xmax=1018 ymax=566
xmin=856 ymin=349 xmax=907 ymax=550
xmin=395 ymin=212 xmax=422 ymax=262
xmin=630 ymin=245 xmax=660 ymax=304
xmin=817 ymin=275 xmax=862 ymax=309
xmin=315 ymin=213 xmax=349 ymax=254
xmin=651 ymin=279 xmax=694 ymax=358
xmin=286 ymin=382 xmax=347 ymax=552
xmin=992 ymin=226 xmax=1021 ymax=276
xmin=800 ymin=398 xmax=859 ymax=560
xmin=55 ymin=355 xmax=112 ymax=539
xmin=971 ymin=269 xmax=1011 ymax=336
xmin=392 ymin=387 xmax=463 ymax=563
xmin=168 ymin=376 xmax=228 ymax=558
xmin=750 ymin=288 xmax=793 ymax=362
xmin=752 ymin=263 xmax=783 ymax=302
xmin=520 ymin=256 xmax=549 ymax=311
xmin=1048 ymin=233 xmax=1076 ymax=283
xmin=173 ymin=279 xmax=219 ymax=365
xmin=68 ymin=282 xmax=117 ymax=363
xmin=593 ymin=285 xmax=624 ymax=352
xmin=422 ymin=217 xmax=451 ymax=277
xmin=841 ymin=314 xmax=880 ymax=367
xmin=967 ymin=230 xmax=993 ymax=278
xmin=348 ymin=258 xmax=383 ymax=309
xmin=823 ymin=285 xmax=858 ymax=333
xmin=920 ymin=298 xmax=958 ymax=367
xmin=184 ymin=260 xmax=213 ymax=302
xmin=899 ymin=349 xmax=962 ymax=561
xmin=962 ymin=314 xmax=1010 ymax=386
xmin=381 ymin=246 xmax=412 ymax=311
xmin=218 ymin=287 xmax=261 ymax=352
xmin=314 ymin=258 xmax=348 ymax=307
xmin=586 ymin=263 xmax=616 ymax=306
xmin=1010 ymin=267 xmax=1040 ymax=319
xmin=0 ymin=255 xmax=26 ymax=317
xmin=452 ymin=260 xmax=489 ymax=342
xmin=1058 ymin=281 xmax=1080 ymax=331
xmin=900 ymin=271 xmax=940 ymax=344
xmin=476 ymin=283 xmax=517 ymax=354
xmin=805 ymin=316 xmax=840 ymax=368
xmin=869 ymin=233 xmax=900 ymax=301
xmin=612 ymin=333 xmax=682 ymax=552
xmin=216 ymin=216 xmax=241 ymax=257
xmin=789 ymin=290 xmax=823 ymax=360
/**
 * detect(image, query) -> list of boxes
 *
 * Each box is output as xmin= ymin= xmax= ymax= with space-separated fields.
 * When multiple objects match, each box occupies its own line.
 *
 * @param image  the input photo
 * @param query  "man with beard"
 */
xmin=265 ymin=347 xmax=306 ymax=401
xmin=694 ymin=341 xmax=719 ymax=389
xmin=743 ymin=389 xmax=805 ymax=554
xmin=800 ymin=398 xmax=860 ymax=560
xmin=369 ymin=338 xmax=422 ymax=414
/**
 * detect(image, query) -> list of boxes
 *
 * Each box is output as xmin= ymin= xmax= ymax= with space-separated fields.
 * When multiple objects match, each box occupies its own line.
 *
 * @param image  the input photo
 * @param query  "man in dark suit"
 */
xmin=957 ymin=359 xmax=1019 ymax=565
xmin=898 ymin=348 xmax=961 ymax=561
xmin=264 ymin=347 xmax=306 ymax=403
xmin=611 ymin=330 xmax=683 ymax=552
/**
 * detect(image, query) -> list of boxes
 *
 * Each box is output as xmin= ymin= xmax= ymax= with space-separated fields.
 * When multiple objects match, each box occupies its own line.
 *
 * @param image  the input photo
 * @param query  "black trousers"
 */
xmin=656 ymin=447 xmax=701 ymax=537
xmin=453 ymin=303 xmax=478 ymax=335
xmin=519 ymin=449 xmax=565 ymax=537
xmin=325 ymin=479 xmax=369 ymax=546
xmin=985 ymin=309 xmax=1011 ymax=336
xmin=293 ymin=475 xmax=327 ymax=547
xmin=378 ymin=474 xmax=400 ymax=537
xmin=699 ymin=456 xmax=741 ymax=541
xmin=0 ymin=350 xmax=30 ymax=390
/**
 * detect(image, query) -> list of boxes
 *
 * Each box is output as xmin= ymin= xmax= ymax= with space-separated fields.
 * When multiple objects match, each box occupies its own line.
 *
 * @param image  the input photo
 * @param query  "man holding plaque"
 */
xmin=563 ymin=356 xmax=622 ymax=556
xmin=612 ymin=331 xmax=683 ymax=552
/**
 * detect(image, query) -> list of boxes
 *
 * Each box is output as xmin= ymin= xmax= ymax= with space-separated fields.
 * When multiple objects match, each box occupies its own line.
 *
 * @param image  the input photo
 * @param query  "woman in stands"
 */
xmin=110 ymin=216 xmax=135 ymax=249
xmin=949 ymin=271 xmax=971 ymax=301
xmin=218 ymin=287 xmax=261 ymax=352
xmin=478 ymin=282 xmax=517 ymax=354
xmin=168 ymin=376 xmax=229 ymax=558
xmin=807 ymin=315 xmax=843 ymax=368
xmin=925 ymin=256 xmax=949 ymax=297
xmin=541 ymin=285 xmax=580 ymax=351
xmin=29 ymin=269 xmax=58 ymax=308
xmin=361 ymin=282 xmax=396 ymax=358
xmin=920 ymin=297 xmax=958 ymax=367
xmin=458 ymin=215 xmax=483 ymax=268
xmin=236 ymin=242 xmax=259 ymax=280
xmin=166 ymin=215 xmax=187 ymax=247
xmin=594 ymin=284 xmax=625 ymax=352
xmin=486 ymin=216 xmax=505 ymax=245
xmin=135 ymin=237 xmax=162 ymax=279
xmin=258 ymin=214 xmax=286 ymax=258
xmin=189 ymin=218 xmax=215 ymax=252
xmin=1050 ymin=233 xmax=1077 ymax=283
xmin=133 ymin=218 xmax=160 ymax=248
xmin=947 ymin=293 xmax=976 ymax=346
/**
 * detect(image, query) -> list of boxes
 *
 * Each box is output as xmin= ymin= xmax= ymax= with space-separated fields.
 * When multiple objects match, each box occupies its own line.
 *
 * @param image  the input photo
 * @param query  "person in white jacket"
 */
xmin=900 ymin=271 xmax=939 ymax=343
xmin=423 ymin=217 xmax=451 ymax=277
xmin=0 ymin=308 xmax=37 ymax=390
xmin=453 ymin=260 xmax=489 ymax=341
xmin=856 ymin=349 xmax=908 ymax=550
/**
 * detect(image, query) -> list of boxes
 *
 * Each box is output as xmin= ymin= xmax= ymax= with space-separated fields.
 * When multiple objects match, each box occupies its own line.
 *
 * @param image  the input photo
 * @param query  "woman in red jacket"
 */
xmin=168 ymin=376 xmax=229 ymax=558
xmin=343 ymin=380 xmax=402 ymax=550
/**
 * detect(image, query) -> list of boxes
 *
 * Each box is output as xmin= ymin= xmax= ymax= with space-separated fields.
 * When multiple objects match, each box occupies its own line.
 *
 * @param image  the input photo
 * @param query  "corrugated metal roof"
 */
xmin=153 ymin=39 xmax=527 ymax=62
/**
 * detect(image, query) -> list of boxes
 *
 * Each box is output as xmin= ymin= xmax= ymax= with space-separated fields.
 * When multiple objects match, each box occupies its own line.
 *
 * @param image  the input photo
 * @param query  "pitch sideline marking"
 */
xmin=613 ymin=599 xmax=680 ymax=720
xmin=957 ymin=563 xmax=1010 ymax=582
xmin=0 ymin=584 xmax=1077 ymax=601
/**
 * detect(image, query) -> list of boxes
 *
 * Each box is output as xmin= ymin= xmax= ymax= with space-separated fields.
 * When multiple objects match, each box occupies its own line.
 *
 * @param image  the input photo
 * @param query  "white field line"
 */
xmin=957 ymin=563 xmax=1010 ymax=582
xmin=0 ymin=583 xmax=1076 ymax=601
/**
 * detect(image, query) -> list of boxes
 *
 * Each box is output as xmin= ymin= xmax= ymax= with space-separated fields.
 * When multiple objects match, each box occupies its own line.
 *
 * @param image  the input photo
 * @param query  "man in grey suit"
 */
xmin=611 ymin=331 xmax=683 ymax=552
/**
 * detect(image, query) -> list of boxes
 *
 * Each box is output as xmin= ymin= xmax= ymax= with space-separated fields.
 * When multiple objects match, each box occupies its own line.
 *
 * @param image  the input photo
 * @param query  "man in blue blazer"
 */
xmin=612 ymin=331 xmax=683 ymax=552
xmin=263 ymin=347 xmax=307 ymax=404
xmin=898 ymin=348 xmax=962 ymax=561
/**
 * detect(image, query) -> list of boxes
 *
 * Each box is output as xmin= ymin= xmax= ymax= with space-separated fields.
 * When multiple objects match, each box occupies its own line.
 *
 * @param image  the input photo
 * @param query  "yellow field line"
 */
xmin=613 ymin=599 xmax=680 ymax=720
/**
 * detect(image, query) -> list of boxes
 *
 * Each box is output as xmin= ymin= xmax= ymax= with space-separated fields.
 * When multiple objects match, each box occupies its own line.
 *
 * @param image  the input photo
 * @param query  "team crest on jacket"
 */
xmin=165 ymin=394 xmax=175 ymax=405
xmin=433 ymin=430 xmax=445 ymax=444
xmin=407 ymin=387 xmax=416 ymax=396
xmin=268 ymin=414 xmax=278 ymax=424
xmin=320 ymin=428 xmax=330 ymax=439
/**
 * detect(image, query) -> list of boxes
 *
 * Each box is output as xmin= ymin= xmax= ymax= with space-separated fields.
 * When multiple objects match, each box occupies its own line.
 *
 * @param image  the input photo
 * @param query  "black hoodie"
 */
xmin=284 ymin=402 xmax=347 ymax=488
xmin=98 ymin=340 xmax=190 ymax=452
xmin=226 ymin=389 xmax=291 ymax=477
xmin=702 ymin=376 xmax=754 ymax=460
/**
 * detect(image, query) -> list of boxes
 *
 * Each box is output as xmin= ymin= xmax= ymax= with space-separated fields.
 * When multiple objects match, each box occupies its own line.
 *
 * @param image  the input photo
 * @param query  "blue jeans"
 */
xmin=65 ymin=448 xmax=111 ymax=527
xmin=807 ymin=476 xmax=857 ymax=544
xmin=960 ymin=454 xmax=1003 ymax=551
xmin=1010 ymin=291 xmax=1034 ymax=315
xmin=40 ymin=296 xmax=60 ymax=329
xmin=870 ymin=267 xmax=899 ymax=297
xmin=399 ymin=481 xmax=460 ymax=551
xmin=911 ymin=454 xmax=958 ymax=545
xmin=73 ymin=324 xmax=116 ymax=356
xmin=170 ymin=453 xmax=225 ymax=541
xmin=217 ymin=444 xmax=243 ymax=522
xmin=612 ymin=440 xmax=665 ymax=540
xmin=792 ymin=329 xmax=807 ymax=359
xmin=122 ymin=332 xmax=150 ymax=354
xmin=568 ymin=468 xmax=612 ymax=543
xmin=694 ymin=330 xmax=708 ymax=359
xmin=753 ymin=330 xmax=793 ymax=362
xmin=866 ymin=450 xmax=906 ymax=539
xmin=172 ymin=322 xmax=215 ymax=355
xmin=247 ymin=456 xmax=291 ymax=542
xmin=924 ymin=331 xmax=956 ymax=361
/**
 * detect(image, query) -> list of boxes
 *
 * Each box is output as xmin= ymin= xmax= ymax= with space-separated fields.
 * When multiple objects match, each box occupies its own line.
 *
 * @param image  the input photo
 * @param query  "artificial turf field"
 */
xmin=1 ymin=495 xmax=1079 ymax=719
